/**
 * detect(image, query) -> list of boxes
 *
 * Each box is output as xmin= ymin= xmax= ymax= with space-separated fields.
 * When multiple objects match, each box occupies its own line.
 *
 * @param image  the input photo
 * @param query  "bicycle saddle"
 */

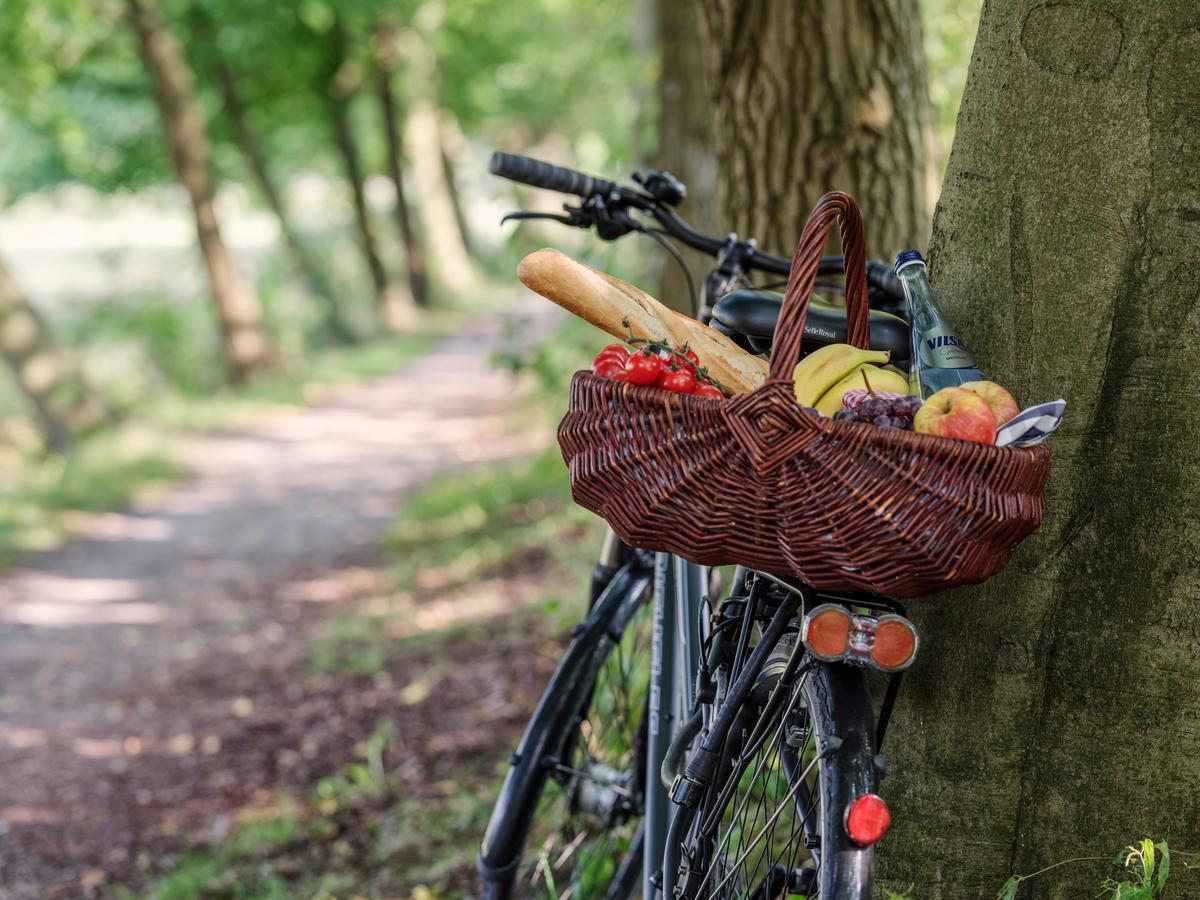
xmin=711 ymin=288 xmax=911 ymax=365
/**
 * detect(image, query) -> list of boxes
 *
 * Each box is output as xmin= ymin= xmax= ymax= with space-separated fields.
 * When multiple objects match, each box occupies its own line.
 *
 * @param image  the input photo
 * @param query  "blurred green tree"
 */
xmin=374 ymin=15 xmax=429 ymax=309
xmin=126 ymin=0 xmax=274 ymax=381
xmin=399 ymin=2 xmax=475 ymax=294
xmin=188 ymin=3 xmax=357 ymax=343
xmin=322 ymin=11 xmax=416 ymax=332
xmin=0 ymin=252 xmax=108 ymax=452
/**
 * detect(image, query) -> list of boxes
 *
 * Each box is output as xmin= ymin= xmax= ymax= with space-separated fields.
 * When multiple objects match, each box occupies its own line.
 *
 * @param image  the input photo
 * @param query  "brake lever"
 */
xmin=499 ymin=210 xmax=580 ymax=227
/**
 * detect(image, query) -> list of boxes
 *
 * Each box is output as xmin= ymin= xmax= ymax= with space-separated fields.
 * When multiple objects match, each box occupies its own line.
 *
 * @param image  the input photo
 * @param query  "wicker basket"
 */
xmin=557 ymin=192 xmax=1051 ymax=598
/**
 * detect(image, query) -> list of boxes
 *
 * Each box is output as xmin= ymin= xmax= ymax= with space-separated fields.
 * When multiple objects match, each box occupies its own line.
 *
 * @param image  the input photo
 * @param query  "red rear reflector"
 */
xmin=845 ymin=793 xmax=891 ymax=846
xmin=802 ymin=605 xmax=852 ymax=660
xmin=871 ymin=616 xmax=919 ymax=671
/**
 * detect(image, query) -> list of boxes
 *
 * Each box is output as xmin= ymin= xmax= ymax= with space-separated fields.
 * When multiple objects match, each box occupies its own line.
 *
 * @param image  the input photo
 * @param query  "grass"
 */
xmin=0 ymin=424 xmax=179 ymax=564
xmin=309 ymin=444 xmax=601 ymax=676
xmin=132 ymin=721 xmax=403 ymax=900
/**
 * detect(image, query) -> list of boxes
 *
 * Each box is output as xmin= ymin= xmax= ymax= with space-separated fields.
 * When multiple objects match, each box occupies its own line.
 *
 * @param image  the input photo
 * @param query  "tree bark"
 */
xmin=695 ymin=0 xmax=934 ymax=260
xmin=207 ymin=35 xmax=356 ymax=342
xmin=0 ymin=254 xmax=107 ymax=454
xmin=882 ymin=2 xmax=1200 ymax=897
xmin=325 ymin=16 xmax=414 ymax=332
xmin=126 ymin=0 xmax=272 ymax=382
xmin=374 ymin=18 xmax=429 ymax=309
xmin=656 ymin=0 xmax=719 ymax=313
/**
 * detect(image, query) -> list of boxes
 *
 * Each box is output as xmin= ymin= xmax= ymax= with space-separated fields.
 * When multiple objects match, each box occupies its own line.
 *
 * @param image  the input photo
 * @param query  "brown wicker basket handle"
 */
xmin=766 ymin=192 xmax=872 ymax=384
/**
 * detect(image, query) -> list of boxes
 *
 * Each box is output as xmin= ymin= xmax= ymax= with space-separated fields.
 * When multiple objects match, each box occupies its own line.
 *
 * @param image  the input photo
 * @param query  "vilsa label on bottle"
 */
xmin=919 ymin=325 xmax=978 ymax=369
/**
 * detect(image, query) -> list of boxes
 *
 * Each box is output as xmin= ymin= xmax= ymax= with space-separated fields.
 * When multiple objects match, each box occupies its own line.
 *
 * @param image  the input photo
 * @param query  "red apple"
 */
xmin=961 ymin=380 xmax=1019 ymax=426
xmin=913 ymin=387 xmax=997 ymax=444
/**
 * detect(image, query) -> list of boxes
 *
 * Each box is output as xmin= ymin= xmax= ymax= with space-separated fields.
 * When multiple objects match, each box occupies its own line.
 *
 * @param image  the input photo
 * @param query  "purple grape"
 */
xmin=874 ymin=416 xmax=904 ymax=429
xmin=892 ymin=396 xmax=923 ymax=418
xmin=833 ymin=408 xmax=859 ymax=422
xmin=859 ymin=397 xmax=890 ymax=420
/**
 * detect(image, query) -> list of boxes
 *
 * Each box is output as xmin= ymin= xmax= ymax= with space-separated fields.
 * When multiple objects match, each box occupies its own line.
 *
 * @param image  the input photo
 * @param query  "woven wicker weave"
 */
xmin=557 ymin=192 xmax=1051 ymax=598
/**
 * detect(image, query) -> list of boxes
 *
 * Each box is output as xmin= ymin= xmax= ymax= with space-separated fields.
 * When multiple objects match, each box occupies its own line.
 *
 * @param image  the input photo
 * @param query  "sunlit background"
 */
xmin=0 ymin=0 xmax=978 ymax=895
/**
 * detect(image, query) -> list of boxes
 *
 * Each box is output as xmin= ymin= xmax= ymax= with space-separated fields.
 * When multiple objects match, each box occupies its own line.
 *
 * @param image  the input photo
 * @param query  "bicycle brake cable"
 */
xmin=636 ymin=226 xmax=699 ymax=318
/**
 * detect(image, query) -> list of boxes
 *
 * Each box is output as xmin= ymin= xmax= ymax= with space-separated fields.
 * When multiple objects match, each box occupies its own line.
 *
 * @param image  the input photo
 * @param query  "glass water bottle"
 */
xmin=894 ymin=250 xmax=983 ymax=397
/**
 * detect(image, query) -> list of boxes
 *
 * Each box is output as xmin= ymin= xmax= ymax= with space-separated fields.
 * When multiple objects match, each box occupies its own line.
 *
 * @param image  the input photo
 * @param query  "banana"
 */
xmin=814 ymin=365 xmax=911 ymax=416
xmin=792 ymin=343 xmax=890 ymax=407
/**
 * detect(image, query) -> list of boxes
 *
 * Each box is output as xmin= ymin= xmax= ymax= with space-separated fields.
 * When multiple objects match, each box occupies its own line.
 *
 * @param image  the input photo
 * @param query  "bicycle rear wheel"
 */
xmin=673 ymin=627 xmax=880 ymax=898
xmin=478 ymin=558 xmax=654 ymax=899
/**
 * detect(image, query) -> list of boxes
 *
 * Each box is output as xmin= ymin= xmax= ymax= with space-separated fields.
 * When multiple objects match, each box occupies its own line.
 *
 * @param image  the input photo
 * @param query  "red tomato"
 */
xmin=623 ymin=352 xmax=664 ymax=385
xmin=612 ymin=369 xmax=633 ymax=382
xmin=659 ymin=369 xmax=697 ymax=394
xmin=594 ymin=344 xmax=630 ymax=365
xmin=675 ymin=346 xmax=700 ymax=374
xmin=694 ymin=382 xmax=724 ymax=401
xmin=592 ymin=359 xmax=626 ymax=378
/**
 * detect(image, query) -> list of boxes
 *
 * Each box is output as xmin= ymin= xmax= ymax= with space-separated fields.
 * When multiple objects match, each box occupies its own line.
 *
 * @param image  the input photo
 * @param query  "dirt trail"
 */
xmin=0 ymin=300 xmax=558 ymax=898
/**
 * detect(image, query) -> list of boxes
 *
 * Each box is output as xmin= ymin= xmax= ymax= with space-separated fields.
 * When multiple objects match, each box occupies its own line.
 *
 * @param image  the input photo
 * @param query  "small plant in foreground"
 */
xmin=998 ymin=838 xmax=1189 ymax=899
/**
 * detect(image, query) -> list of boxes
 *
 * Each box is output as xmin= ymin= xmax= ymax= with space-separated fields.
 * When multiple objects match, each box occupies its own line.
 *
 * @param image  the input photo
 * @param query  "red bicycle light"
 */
xmin=845 ymin=793 xmax=891 ymax=846
xmin=870 ymin=615 xmax=919 ymax=671
xmin=802 ymin=604 xmax=852 ymax=660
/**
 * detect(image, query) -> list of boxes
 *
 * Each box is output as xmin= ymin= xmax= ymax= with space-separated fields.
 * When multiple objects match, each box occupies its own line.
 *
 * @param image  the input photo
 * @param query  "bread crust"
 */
xmin=517 ymin=248 xmax=768 ymax=394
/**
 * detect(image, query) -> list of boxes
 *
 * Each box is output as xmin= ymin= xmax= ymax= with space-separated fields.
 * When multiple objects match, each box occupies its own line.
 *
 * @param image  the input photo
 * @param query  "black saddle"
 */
xmin=711 ymin=289 xmax=911 ymax=365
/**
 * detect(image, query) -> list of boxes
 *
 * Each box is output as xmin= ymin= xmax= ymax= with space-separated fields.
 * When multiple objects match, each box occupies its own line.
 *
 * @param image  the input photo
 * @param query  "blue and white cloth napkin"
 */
xmin=995 ymin=399 xmax=1066 ymax=447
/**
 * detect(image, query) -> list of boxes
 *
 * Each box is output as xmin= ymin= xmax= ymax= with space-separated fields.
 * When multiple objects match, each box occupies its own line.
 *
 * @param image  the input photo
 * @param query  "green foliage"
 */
xmin=0 ymin=0 xmax=646 ymax=201
xmin=1103 ymin=841 xmax=1172 ymax=900
xmin=997 ymin=840 xmax=1188 ymax=899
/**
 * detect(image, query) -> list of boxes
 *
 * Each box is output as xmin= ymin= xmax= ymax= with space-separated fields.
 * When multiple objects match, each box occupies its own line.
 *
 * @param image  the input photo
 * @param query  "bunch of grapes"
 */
xmin=833 ymin=394 xmax=923 ymax=430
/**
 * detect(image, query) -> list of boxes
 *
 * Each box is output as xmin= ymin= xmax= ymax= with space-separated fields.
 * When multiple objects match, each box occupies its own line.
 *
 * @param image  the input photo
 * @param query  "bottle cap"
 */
xmin=894 ymin=249 xmax=926 ymax=274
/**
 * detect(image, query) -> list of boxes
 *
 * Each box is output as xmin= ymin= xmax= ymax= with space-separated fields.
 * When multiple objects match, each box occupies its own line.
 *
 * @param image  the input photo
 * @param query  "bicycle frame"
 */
xmin=644 ymin=552 xmax=710 ymax=897
xmin=482 ymin=153 xmax=912 ymax=897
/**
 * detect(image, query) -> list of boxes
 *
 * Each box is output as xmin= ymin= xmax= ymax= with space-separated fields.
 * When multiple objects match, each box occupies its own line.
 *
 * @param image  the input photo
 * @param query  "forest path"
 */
xmin=0 ymin=298 xmax=558 ymax=898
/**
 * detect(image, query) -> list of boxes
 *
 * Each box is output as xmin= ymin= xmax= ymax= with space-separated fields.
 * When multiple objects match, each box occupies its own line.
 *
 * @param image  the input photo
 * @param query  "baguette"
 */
xmin=518 ymin=248 xmax=769 ymax=394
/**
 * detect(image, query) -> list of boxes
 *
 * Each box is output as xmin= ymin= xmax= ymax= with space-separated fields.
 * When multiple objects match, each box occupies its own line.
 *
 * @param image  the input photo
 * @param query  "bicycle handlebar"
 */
xmin=489 ymin=152 xmax=617 ymax=198
xmin=488 ymin=150 xmax=904 ymax=303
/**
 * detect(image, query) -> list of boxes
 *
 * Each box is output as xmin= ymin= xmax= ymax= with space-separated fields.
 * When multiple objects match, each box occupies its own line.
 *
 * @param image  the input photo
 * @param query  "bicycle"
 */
xmin=478 ymin=152 xmax=918 ymax=899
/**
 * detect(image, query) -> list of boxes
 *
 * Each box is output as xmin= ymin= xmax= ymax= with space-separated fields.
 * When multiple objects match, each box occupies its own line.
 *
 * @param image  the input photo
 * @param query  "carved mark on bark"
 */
xmin=1020 ymin=3 xmax=1123 ymax=80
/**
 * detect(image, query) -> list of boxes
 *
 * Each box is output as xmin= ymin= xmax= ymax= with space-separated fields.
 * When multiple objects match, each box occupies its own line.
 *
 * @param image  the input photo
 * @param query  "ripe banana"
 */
xmin=793 ymin=343 xmax=890 ymax=407
xmin=814 ymin=365 xmax=911 ymax=416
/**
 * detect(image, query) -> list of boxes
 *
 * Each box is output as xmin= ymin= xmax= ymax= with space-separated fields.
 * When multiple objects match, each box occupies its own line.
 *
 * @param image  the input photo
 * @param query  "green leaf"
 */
xmin=1140 ymin=837 xmax=1156 ymax=882
xmin=1154 ymin=841 xmax=1171 ymax=894
xmin=997 ymin=875 xmax=1023 ymax=900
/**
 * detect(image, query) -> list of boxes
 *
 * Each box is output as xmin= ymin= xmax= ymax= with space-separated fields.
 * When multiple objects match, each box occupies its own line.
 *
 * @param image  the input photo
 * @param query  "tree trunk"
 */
xmin=437 ymin=114 xmax=477 ymax=258
xmin=399 ymin=9 xmax=474 ymax=294
xmin=126 ymin=0 xmax=272 ymax=382
xmin=325 ymin=16 xmax=414 ymax=332
xmin=374 ymin=18 xmax=429 ymax=309
xmin=881 ymin=2 xmax=1200 ymax=897
xmin=0 ymin=254 xmax=107 ymax=453
xmin=206 ymin=34 xmax=356 ymax=342
xmin=696 ymin=0 xmax=934 ymax=260
xmin=656 ymin=0 xmax=719 ymax=313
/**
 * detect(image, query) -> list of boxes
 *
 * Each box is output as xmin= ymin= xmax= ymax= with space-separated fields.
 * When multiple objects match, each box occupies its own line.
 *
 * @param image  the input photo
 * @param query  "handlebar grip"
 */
xmin=489 ymin=151 xmax=616 ymax=197
xmin=866 ymin=260 xmax=904 ymax=301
